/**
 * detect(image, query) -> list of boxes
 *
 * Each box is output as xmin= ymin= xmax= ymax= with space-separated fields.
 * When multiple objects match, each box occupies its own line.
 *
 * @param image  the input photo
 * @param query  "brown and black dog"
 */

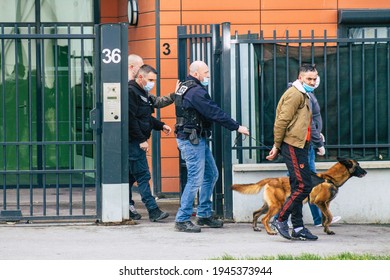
xmin=231 ymin=158 xmax=367 ymax=235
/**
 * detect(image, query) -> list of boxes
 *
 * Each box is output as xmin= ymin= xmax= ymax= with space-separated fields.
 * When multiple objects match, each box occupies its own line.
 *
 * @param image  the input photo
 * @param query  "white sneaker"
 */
xmin=331 ymin=216 xmax=341 ymax=224
xmin=287 ymin=220 xmax=293 ymax=229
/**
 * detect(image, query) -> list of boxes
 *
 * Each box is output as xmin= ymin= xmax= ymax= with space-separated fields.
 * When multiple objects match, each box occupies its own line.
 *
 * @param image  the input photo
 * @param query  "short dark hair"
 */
xmin=299 ymin=63 xmax=317 ymax=73
xmin=137 ymin=64 xmax=157 ymax=76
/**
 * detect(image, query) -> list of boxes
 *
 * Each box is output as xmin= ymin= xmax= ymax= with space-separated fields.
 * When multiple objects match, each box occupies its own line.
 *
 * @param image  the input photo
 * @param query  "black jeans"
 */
xmin=278 ymin=142 xmax=313 ymax=228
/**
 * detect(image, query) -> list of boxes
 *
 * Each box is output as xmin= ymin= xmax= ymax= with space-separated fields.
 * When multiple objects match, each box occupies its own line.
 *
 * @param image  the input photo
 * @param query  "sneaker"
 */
xmin=292 ymin=227 xmax=318 ymax=241
xmin=331 ymin=216 xmax=341 ymax=224
xmin=271 ymin=220 xmax=292 ymax=240
xmin=175 ymin=221 xmax=201 ymax=233
xmin=196 ymin=217 xmax=224 ymax=228
xmin=148 ymin=207 xmax=169 ymax=222
xmin=129 ymin=205 xmax=142 ymax=220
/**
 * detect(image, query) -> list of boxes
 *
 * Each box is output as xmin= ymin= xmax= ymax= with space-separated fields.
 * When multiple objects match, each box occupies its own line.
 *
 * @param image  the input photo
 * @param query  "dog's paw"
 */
xmin=253 ymin=227 xmax=262 ymax=232
xmin=267 ymin=230 xmax=277 ymax=235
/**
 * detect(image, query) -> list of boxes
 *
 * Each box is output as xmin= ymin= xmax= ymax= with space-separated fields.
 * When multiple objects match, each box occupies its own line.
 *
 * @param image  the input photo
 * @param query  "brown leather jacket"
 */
xmin=273 ymin=83 xmax=312 ymax=149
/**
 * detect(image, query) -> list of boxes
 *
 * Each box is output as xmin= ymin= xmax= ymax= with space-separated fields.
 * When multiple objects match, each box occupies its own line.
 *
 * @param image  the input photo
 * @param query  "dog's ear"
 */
xmin=337 ymin=157 xmax=353 ymax=168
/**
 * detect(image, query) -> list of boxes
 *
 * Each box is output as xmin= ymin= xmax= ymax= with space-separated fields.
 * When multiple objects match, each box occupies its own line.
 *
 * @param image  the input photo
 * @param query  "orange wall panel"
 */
xmin=160 ymin=0 xmax=181 ymax=11
xmin=133 ymin=12 xmax=156 ymax=27
xmin=128 ymin=40 xmax=156 ymax=59
xmin=161 ymin=138 xmax=180 ymax=157
xmin=182 ymin=1 xmax=260 ymax=10
xmin=261 ymin=10 xmax=336 ymax=24
xmin=138 ymin=0 xmax=156 ymax=13
xmin=160 ymin=59 xmax=178 ymax=79
xmin=161 ymin=178 xmax=180 ymax=193
xmin=160 ymin=11 xmax=182 ymax=25
xmin=159 ymin=39 xmax=177 ymax=58
xmin=161 ymin=157 xmax=180 ymax=177
xmin=261 ymin=0 xmax=337 ymax=10
xmin=338 ymin=0 xmax=390 ymax=9
xmin=101 ymin=0 xmax=119 ymax=17
xmin=128 ymin=26 xmax=156 ymax=41
xmin=160 ymin=25 xmax=179 ymax=39
xmin=181 ymin=11 xmax=261 ymax=25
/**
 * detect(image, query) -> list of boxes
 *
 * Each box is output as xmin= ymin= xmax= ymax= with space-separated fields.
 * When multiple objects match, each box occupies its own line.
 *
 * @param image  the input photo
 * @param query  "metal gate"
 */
xmin=0 ymin=23 xmax=100 ymax=222
xmin=178 ymin=22 xmax=390 ymax=220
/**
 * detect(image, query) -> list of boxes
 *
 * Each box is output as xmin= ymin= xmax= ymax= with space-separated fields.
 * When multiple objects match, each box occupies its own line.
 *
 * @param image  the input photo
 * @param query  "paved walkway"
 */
xmin=1 ymin=194 xmax=390 ymax=260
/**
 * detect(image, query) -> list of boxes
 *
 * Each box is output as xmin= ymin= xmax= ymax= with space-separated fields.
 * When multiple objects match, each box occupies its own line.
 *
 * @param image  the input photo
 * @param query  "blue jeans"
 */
xmin=175 ymin=137 xmax=219 ymax=222
xmin=308 ymin=144 xmax=322 ymax=225
xmin=128 ymin=141 xmax=158 ymax=211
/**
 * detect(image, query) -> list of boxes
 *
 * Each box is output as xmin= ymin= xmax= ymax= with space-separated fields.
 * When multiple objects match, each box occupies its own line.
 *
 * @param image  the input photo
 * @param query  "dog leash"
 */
xmin=233 ymin=134 xmax=273 ymax=151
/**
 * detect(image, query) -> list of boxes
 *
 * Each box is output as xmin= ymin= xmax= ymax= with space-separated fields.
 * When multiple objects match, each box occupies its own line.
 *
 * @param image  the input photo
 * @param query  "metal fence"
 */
xmin=178 ymin=22 xmax=390 ymax=219
xmin=0 ymin=23 xmax=100 ymax=222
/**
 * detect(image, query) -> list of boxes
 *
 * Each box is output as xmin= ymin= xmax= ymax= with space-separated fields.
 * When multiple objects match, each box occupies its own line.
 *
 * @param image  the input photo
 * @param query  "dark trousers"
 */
xmin=277 ymin=142 xmax=313 ymax=228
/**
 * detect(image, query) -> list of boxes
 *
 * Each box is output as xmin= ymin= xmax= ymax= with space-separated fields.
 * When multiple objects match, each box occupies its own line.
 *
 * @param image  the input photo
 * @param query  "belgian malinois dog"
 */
xmin=231 ymin=158 xmax=367 ymax=235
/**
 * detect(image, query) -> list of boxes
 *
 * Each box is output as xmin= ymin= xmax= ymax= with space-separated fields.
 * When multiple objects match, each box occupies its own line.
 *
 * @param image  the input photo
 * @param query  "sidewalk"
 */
xmin=0 ymin=193 xmax=390 ymax=260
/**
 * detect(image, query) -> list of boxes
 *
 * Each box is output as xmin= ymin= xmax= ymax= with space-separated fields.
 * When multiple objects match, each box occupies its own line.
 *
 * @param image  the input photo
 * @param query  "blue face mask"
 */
xmin=302 ymin=82 xmax=315 ymax=92
xmin=143 ymin=81 xmax=155 ymax=92
xmin=201 ymin=77 xmax=209 ymax=87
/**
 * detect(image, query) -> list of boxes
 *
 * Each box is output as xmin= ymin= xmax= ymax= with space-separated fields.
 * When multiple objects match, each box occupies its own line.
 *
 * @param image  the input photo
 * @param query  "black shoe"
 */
xmin=148 ymin=207 xmax=169 ymax=222
xmin=196 ymin=217 xmax=224 ymax=228
xmin=129 ymin=205 xmax=141 ymax=220
xmin=175 ymin=221 xmax=201 ymax=233
xmin=292 ymin=227 xmax=318 ymax=241
xmin=271 ymin=219 xmax=292 ymax=240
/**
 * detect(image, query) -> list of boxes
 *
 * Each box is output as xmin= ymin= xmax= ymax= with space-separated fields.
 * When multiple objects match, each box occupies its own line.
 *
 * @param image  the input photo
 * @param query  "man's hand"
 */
xmin=162 ymin=125 xmax=172 ymax=135
xmin=317 ymin=146 xmax=325 ymax=156
xmin=237 ymin=125 xmax=250 ymax=136
xmin=266 ymin=145 xmax=279 ymax=161
xmin=140 ymin=141 xmax=149 ymax=152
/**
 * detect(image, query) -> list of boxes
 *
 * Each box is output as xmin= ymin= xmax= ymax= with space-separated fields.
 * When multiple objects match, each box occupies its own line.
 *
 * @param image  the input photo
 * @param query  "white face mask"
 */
xmin=201 ymin=77 xmax=209 ymax=87
xmin=143 ymin=81 xmax=155 ymax=92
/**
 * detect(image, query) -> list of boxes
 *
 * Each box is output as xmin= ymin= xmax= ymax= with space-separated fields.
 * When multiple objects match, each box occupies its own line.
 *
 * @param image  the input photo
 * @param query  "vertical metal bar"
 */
xmin=247 ymin=37 xmax=253 ymax=159
xmin=273 ymin=30 xmax=277 ymax=109
xmin=41 ymin=24 xmax=47 ymax=216
xmin=362 ymin=30 xmax=366 ymax=157
xmin=220 ymin=22 xmax=233 ymax=219
xmin=94 ymin=24 xmax=102 ymax=219
xmin=259 ymin=30 xmax=266 ymax=161
xmin=14 ymin=24 xmax=20 ymax=209
xmin=298 ymin=30 xmax=302 ymax=66
xmin=387 ymin=28 xmax=390 ymax=157
xmin=286 ymin=30 xmax=289 ymax=85
xmin=67 ymin=25 xmax=73 ymax=215
xmin=336 ymin=38 xmax=341 ymax=157
xmin=235 ymin=41 xmax=243 ymax=163
xmin=177 ymin=26 xmax=187 ymax=81
xmin=323 ymin=30 xmax=329 ymax=159
xmin=81 ymin=24 xmax=86 ymax=214
xmin=374 ymin=29 xmax=379 ymax=157
xmin=54 ymin=25 xmax=60 ymax=215
xmin=28 ymin=24 xmax=34 ymax=215
xmin=210 ymin=24 xmax=223 ymax=216
xmin=1 ymin=24 xmax=6 ymax=210
xmin=348 ymin=36 xmax=353 ymax=157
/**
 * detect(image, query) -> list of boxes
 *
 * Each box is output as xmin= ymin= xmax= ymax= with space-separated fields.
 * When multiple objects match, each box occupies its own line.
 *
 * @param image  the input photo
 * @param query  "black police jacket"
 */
xmin=175 ymin=76 xmax=239 ymax=140
xmin=128 ymin=80 xmax=165 ymax=143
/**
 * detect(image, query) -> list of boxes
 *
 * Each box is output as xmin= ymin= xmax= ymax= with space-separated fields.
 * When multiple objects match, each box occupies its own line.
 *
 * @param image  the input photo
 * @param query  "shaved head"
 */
xmin=189 ymin=61 xmax=208 ymax=75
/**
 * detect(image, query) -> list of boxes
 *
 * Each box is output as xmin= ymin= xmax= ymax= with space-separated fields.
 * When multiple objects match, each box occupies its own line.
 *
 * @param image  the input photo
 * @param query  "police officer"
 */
xmin=174 ymin=60 xmax=250 ymax=233
xmin=128 ymin=64 xmax=172 ymax=222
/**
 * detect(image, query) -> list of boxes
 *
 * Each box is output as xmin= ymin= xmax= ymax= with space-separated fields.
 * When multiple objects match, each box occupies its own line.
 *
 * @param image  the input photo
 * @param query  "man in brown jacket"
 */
xmin=266 ymin=64 xmax=319 ymax=241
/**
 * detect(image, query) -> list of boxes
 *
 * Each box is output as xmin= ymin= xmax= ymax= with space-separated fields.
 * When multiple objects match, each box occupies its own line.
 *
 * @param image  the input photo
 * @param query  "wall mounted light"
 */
xmin=128 ymin=0 xmax=138 ymax=26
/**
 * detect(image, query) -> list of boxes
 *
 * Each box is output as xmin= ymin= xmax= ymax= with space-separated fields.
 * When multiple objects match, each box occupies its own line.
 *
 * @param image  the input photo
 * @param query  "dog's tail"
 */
xmin=231 ymin=178 xmax=275 ymax=195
